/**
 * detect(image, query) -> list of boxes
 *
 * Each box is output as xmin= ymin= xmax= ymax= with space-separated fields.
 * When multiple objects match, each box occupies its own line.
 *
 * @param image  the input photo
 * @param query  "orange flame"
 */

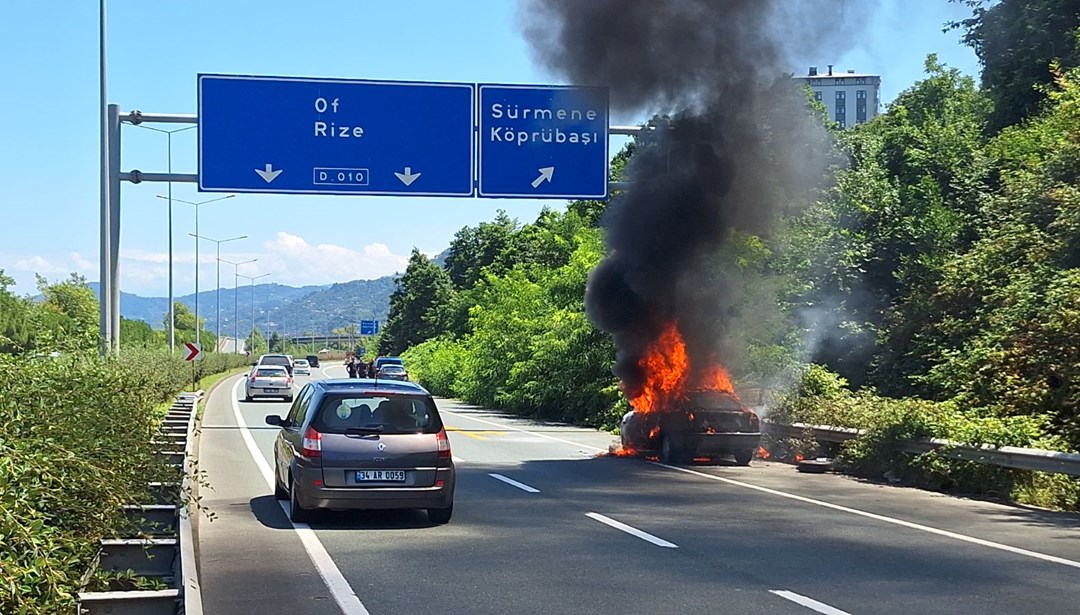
xmin=629 ymin=322 xmax=737 ymax=413
xmin=756 ymin=446 xmax=770 ymax=460
xmin=794 ymin=453 xmax=805 ymax=462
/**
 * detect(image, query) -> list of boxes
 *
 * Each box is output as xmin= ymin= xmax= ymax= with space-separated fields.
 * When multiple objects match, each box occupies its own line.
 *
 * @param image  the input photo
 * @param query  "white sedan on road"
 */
xmin=244 ymin=365 xmax=293 ymax=402
xmin=293 ymin=358 xmax=312 ymax=376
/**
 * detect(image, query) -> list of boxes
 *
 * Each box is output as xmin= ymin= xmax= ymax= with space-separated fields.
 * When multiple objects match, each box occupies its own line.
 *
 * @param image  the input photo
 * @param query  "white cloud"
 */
xmin=13 ymin=255 xmax=65 ymax=275
xmin=71 ymin=252 xmax=94 ymax=272
xmin=256 ymin=232 xmax=408 ymax=286
xmin=0 ymin=234 xmax=409 ymax=296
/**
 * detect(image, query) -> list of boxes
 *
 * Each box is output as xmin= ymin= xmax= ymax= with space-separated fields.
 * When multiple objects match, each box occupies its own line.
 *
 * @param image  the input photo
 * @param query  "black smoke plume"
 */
xmin=519 ymin=0 xmax=865 ymax=398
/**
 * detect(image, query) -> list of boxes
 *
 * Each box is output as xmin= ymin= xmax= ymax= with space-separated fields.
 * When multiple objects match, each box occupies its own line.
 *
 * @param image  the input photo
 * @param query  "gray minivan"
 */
xmin=265 ymin=379 xmax=455 ymax=524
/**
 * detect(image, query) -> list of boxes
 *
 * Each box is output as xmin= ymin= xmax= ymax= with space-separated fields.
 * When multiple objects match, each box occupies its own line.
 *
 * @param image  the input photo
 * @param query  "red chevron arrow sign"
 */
xmin=183 ymin=342 xmax=202 ymax=362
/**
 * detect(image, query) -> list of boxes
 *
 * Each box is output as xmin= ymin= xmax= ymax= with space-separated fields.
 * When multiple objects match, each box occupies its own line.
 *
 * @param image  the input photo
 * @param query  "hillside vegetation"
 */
xmin=390 ymin=3 xmax=1080 ymax=509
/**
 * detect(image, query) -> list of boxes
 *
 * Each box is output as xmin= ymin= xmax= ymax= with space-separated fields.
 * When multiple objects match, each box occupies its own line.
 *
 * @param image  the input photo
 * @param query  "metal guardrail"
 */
xmin=178 ymin=390 xmax=204 ymax=615
xmin=764 ymin=420 xmax=1080 ymax=477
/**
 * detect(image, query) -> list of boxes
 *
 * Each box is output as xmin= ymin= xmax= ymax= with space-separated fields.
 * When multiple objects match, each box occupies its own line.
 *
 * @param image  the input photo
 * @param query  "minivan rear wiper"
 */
xmin=345 ymin=426 xmax=384 ymax=435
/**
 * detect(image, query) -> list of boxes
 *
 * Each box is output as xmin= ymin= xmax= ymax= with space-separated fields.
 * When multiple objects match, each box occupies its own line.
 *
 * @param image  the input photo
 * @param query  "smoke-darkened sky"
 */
xmin=519 ymin=0 xmax=866 ymax=397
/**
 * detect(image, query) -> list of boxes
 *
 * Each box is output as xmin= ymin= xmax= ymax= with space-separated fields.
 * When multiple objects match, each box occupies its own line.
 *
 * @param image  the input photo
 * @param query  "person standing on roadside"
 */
xmin=346 ymin=356 xmax=358 ymax=378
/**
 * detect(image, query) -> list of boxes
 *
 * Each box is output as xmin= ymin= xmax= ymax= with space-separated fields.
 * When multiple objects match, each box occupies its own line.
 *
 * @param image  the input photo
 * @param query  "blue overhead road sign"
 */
xmin=198 ymin=74 xmax=475 ymax=197
xmin=478 ymin=84 xmax=609 ymax=199
xmin=360 ymin=320 xmax=379 ymax=336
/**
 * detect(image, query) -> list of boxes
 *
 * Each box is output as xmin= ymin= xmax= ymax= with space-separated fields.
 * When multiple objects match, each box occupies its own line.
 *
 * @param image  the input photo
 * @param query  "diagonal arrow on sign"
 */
xmin=183 ymin=342 xmax=202 ymax=361
xmin=531 ymin=166 xmax=555 ymax=188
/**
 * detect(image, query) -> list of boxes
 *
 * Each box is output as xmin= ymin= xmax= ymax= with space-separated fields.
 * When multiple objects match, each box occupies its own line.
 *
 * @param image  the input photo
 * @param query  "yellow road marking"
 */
xmin=445 ymin=427 xmax=509 ymax=441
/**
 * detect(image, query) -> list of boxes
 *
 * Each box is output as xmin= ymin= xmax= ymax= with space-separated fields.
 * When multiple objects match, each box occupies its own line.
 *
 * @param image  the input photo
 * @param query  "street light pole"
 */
xmin=221 ymin=258 xmax=256 ymax=353
xmin=265 ymin=287 xmax=273 ymax=353
xmin=138 ymin=124 xmax=194 ymax=351
xmin=190 ymin=233 xmax=246 ymax=351
xmin=239 ymin=273 xmax=270 ymax=353
xmin=156 ymin=194 xmax=235 ymax=347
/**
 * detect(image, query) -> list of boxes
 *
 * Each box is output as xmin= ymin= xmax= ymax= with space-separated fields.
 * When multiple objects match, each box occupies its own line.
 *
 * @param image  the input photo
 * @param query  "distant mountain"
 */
xmin=268 ymin=276 xmax=398 ymax=335
xmin=89 ymin=277 xmax=397 ymax=336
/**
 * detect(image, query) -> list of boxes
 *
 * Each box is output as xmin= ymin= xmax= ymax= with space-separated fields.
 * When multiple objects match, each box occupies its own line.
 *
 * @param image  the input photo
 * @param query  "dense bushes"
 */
xmin=770 ymin=365 xmax=1080 ymax=510
xmin=387 ymin=14 xmax=1080 ymax=510
xmin=0 ymin=349 xmax=246 ymax=613
xmin=401 ymin=211 xmax=625 ymax=429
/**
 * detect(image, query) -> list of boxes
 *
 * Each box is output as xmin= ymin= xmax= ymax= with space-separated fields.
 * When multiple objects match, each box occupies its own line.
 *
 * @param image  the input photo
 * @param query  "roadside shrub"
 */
xmin=770 ymin=365 xmax=1080 ymax=510
xmin=0 ymin=350 xmax=246 ymax=613
xmin=401 ymin=337 xmax=467 ymax=397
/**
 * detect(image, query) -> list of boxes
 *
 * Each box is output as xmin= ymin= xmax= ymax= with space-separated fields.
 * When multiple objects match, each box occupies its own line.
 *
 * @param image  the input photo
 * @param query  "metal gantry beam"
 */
xmin=100 ymin=111 xmax=644 ymax=351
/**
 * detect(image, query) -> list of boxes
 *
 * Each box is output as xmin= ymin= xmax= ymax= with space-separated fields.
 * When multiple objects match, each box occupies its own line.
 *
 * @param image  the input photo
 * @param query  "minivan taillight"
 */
xmin=436 ymin=428 xmax=451 ymax=459
xmin=302 ymin=427 xmax=322 ymax=458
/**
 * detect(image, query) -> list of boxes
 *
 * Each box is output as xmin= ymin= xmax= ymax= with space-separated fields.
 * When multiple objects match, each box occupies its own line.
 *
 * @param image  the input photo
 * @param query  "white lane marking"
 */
xmin=585 ymin=512 xmax=678 ymax=548
xmin=652 ymin=461 xmax=1080 ymax=570
xmin=770 ymin=590 xmax=853 ymax=615
xmin=488 ymin=473 xmax=541 ymax=493
xmin=452 ymin=456 xmax=466 ymax=464
xmin=229 ymin=378 xmax=370 ymax=615
xmin=442 ymin=409 xmax=606 ymax=452
xmin=445 ymin=404 xmax=1080 ymax=569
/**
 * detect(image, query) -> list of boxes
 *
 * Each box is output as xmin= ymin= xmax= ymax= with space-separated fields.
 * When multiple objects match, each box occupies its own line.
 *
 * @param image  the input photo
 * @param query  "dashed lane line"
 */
xmin=770 ymin=590 xmax=853 ymax=615
xmin=585 ymin=512 xmax=678 ymax=549
xmin=488 ymin=473 xmax=541 ymax=493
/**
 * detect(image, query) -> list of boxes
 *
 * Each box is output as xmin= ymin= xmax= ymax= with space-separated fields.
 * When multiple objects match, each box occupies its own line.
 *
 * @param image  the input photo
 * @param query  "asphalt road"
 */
xmin=197 ymin=364 xmax=1080 ymax=614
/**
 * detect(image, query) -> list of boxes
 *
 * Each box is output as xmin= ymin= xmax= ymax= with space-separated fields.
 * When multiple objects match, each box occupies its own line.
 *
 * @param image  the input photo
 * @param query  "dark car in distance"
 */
xmin=376 ymin=364 xmax=409 ymax=381
xmin=620 ymin=390 xmax=761 ymax=465
xmin=306 ymin=354 xmax=320 ymax=368
xmin=265 ymin=379 xmax=455 ymax=524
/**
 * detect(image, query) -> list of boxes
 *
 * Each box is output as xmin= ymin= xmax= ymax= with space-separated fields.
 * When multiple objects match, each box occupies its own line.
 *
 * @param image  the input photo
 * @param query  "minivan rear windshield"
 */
xmin=261 ymin=356 xmax=290 ymax=365
xmin=312 ymin=394 xmax=442 ymax=435
xmin=255 ymin=368 xmax=286 ymax=377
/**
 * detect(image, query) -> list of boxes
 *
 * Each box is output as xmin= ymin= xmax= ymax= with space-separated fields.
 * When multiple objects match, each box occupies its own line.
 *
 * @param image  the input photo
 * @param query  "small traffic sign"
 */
xmin=183 ymin=342 xmax=202 ymax=362
xmin=198 ymin=74 xmax=475 ymax=197
xmin=478 ymin=84 xmax=609 ymax=199
xmin=360 ymin=320 xmax=379 ymax=336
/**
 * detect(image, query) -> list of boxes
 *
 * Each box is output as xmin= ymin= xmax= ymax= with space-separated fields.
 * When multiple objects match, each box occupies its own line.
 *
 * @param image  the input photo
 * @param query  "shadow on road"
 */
xmin=249 ymin=494 xmax=438 ymax=530
xmin=249 ymin=495 xmax=292 ymax=530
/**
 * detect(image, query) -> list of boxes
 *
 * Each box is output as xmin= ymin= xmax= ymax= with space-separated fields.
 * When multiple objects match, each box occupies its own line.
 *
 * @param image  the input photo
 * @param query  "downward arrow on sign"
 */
xmin=395 ymin=167 xmax=421 ymax=186
xmin=255 ymin=164 xmax=283 ymax=183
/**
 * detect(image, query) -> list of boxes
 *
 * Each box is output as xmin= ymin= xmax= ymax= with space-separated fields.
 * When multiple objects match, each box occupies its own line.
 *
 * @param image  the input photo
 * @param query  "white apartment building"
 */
xmin=792 ymin=65 xmax=881 ymax=129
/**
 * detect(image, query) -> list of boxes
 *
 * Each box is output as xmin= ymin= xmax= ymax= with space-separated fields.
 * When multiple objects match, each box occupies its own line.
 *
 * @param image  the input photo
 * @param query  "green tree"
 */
xmin=0 ymin=270 xmax=35 ymax=353
xmin=34 ymin=273 xmax=99 ymax=352
xmin=164 ymin=302 xmax=215 ymax=350
xmin=245 ymin=327 xmax=266 ymax=355
xmin=787 ymin=56 xmax=991 ymax=388
xmin=950 ymin=0 xmax=1080 ymax=131
xmin=379 ymin=249 xmax=454 ymax=355
xmin=444 ymin=211 xmax=519 ymax=289
xmin=119 ymin=317 xmax=163 ymax=348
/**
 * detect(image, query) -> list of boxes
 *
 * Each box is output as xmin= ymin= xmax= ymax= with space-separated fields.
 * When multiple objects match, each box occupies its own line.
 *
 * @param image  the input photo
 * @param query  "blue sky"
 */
xmin=0 ymin=1 xmax=980 ymax=297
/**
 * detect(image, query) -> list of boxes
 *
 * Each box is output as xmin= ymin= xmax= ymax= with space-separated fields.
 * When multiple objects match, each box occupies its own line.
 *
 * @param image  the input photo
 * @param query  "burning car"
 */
xmin=620 ymin=389 xmax=761 ymax=465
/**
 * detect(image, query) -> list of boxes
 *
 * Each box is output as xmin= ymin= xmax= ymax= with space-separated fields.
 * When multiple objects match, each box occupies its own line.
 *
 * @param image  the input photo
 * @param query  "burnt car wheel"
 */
xmin=732 ymin=449 xmax=754 ymax=466
xmin=659 ymin=432 xmax=686 ymax=464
